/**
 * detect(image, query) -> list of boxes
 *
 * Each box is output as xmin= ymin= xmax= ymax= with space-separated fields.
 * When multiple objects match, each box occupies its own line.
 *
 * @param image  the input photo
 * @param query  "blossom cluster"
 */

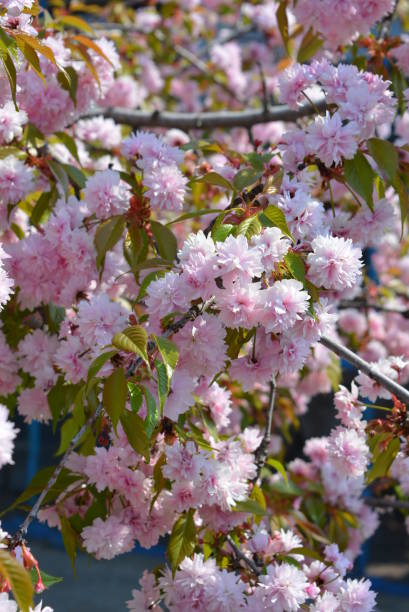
xmin=0 ymin=0 xmax=408 ymax=609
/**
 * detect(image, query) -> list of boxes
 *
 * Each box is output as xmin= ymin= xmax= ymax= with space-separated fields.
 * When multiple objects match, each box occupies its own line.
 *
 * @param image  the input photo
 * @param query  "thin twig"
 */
xmin=11 ymin=404 xmax=103 ymax=545
xmin=339 ymin=299 xmax=409 ymax=318
xmin=79 ymin=100 xmax=327 ymax=131
xmin=226 ymin=535 xmax=260 ymax=575
xmin=252 ymin=376 xmax=276 ymax=483
xmin=365 ymin=497 xmax=409 ymax=511
xmin=320 ymin=335 xmax=409 ymax=405
xmin=257 ymin=61 xmax=269 ymax=113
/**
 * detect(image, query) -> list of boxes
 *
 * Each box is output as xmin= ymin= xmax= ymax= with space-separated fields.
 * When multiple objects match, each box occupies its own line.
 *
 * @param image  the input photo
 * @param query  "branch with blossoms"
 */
xmin=81 ymin=100 xmax=327 ymax=130
xmin=3 ymin=0 xmax=409 ymax=610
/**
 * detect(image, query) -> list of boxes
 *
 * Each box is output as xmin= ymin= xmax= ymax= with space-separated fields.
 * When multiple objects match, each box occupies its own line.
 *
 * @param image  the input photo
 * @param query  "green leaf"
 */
xmin=57 ymin=417 xmax=80 ymax=455
xmin=31 ymin=188 xmax=57 ymax=226
xmin=233 ymin=168 xmax=261 ymax=192
xmin=0 ymin=550 xmax=33 ymax=612
xmin=0 ymin=467 xmax=79 ymax=516
xmin=367 ymin=437 xmax=400 ymax=483
xmin=343 ymin=151 xmax=375 ymax=211
xmin=46 ymin=303 xmax=66 ymax=334
xmin=304 ymin=497 xmax=326 ymax=527
xmin=94 ymin=215 xmax=126 ymax=271
xmin=259 ymin=205 xmax=294 ymax=240
xmin=297 ymin=27 xmax=323 ymax=63
xmin=326 ymin=354 xmax=341 ymax=392
xmin=30 ymin=568 xmax=63 ymax=589
xmin=86 ymin=350 xmax=117 ymax=385
xmin=48 ymin=379 xmax=82 ymax=429
xmin=237 ymin=215 xmax=262 ymax=239
xmin=284 ymin=253 xmax=306 ymax=283
xmin=166 ymin=208 xmax=226 ymax=226
xmin=137 ymin=270 xmax=166 ymax=300
xmin=55 ymin=131 xmax=80 ymax=164
xmin=112 ymin=325 xmax=149 ymax=365
xmin=243 ymin=152 xmax=273 ymax=172
xmin=60 ymin=517 xmax=77 ymax=570
xmin=142 ymin=386 xmax=159 ymax=438
xmin=212 ymin=223 xmax=234 ymax=242
xmin=193 ymin=171 xmax=233 ymax=191
xmin=367 ymin=138 xmax=398 ymax=182
xmin=2 ymin=51 xmax=18 ymax=108
xmin=120 ymin=409 xmax=150 ymax=461
xmin=128 ymin=382 xmax=143 ymax=413
xmin=16 ymin=39 xmax=44 ymax=84
xmin=124 ymin=226 xmax=149 ymax=269
xmin=287 ymin=547 xmax=323 ymax=561
xmin=63 ymin=163 xmax=86 ymax=189
xmin=156 ymin=360 xmax=169 ymax=413
xmin=392 ymin=173 xmax=409 ymax=234
xmin=102 ymin=367 xmax=127 ymax=432
xmin=57 ymin=66 xmax=78 ymax=106
xmin=276 ymin=1 xmax=289 ymax=54
xmin=167 ymin=509 xmax=196 ymax=576
xmin=267 ymin=458 xmax=289 ymax=485
xmin=154 ymin=335 xmax=179 ymax=379
xmin=57 ymin=15 xmax=93 ymax=33
xmin=150 ymin=220 xmax=178 ymax=262
xmin=233 ymin=498 xmax=265 ymax=516
xmin=48 ymin=159 xmax=70 ymax=198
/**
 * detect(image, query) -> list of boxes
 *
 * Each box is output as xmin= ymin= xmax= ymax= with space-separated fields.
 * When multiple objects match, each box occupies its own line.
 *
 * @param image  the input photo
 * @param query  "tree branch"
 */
xmin=226 ymin=535 xmax=260 ymax=575
xmin=11 ymin=298 xmax=215 ymax=543
xmin=339 ymin=299 xmax=409 ymax=318
xmin=320 ymin=335 xmax=409 ymax=405
xmin=365 ymin=497 xmax=409 ymax=511
xmin=252 ymin=376 xmax=276 ymax=483
xmin=11 ymin=403 xmax=104 ymax=545
xmin=80 ymin=100 xmax=326 ymax=131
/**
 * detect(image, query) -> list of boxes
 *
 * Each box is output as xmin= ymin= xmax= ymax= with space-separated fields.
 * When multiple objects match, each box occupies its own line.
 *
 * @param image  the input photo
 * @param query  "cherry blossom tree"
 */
xmin=1 ymin=0 xmax=409 ymax=610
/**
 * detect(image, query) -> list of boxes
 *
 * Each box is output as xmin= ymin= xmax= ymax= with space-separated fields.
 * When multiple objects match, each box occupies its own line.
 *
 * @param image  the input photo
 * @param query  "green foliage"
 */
xmin=102 ymin=367 xmax=127 ymax=432
xmin=94 ymin=215 xmax=126 ymax=272
xmin=297 ymin=27 xmax=323 ymax=63
xmin=343 ymin=151 xmax=376 ymax=211
xmin=367 ymin=436 xmax=400 ymax=483
xmin=285 ymin=252 xmax=306 ymax=283
xmin=120 ymin=409 xmax=150 ymax=461
xmin=167 ymin=509 xmax=196 ymax=575
xmin=112 ymin=325 xmax=149 ymax=365
xmin=154 ymin=335 xmax=179 ymax=379
xmin=259 ymin=205 xmax=294 ymax=240
xmin=192 ymin=171 xmax=233 ymax=191
xmin=150 ymin=220 xmax=178 ymax=261
xmin=0 ymin=550 xmax=33 ymax=612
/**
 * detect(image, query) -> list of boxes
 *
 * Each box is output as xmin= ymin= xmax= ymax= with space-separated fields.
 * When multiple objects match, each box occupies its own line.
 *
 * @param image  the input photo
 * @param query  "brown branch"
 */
xmin=320 ymin=335 xmax=409 ymax=405
xmin=365 ymin=497 xmax=409 ymax=511
xmin=79 ymin=100 xmax=326 ymax=131
xmin=252 ymin=376 xmax=276 ymax=484
xmin=226 ymin=535 xmax=261 ymax=575
xmin=339 ymin=299 xmax=409 ymax=318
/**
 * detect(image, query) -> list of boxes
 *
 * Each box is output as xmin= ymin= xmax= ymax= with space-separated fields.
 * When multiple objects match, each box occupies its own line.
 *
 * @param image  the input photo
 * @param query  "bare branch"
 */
xmin=226 ymin=535 xmax=261 ymax=575
xmin=339 ymin=299 xmax=409 ymax=318
xmin=80 ymin=100 xmax=326 ymax=131
xmin=252 ymin=376 xmax=276 ymax=483
xmin=320 ymin=335 xmax=409 ymax=405
xmin=365 ymin=497 xmax=409 ymax=511
xmin=11 ymin=404 xmax=103 ymax=545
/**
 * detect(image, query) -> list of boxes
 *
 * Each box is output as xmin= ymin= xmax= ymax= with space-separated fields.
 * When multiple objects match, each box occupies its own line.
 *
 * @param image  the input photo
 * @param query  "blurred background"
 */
xmin=2 ymin=389 xmax=409 ymax=611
